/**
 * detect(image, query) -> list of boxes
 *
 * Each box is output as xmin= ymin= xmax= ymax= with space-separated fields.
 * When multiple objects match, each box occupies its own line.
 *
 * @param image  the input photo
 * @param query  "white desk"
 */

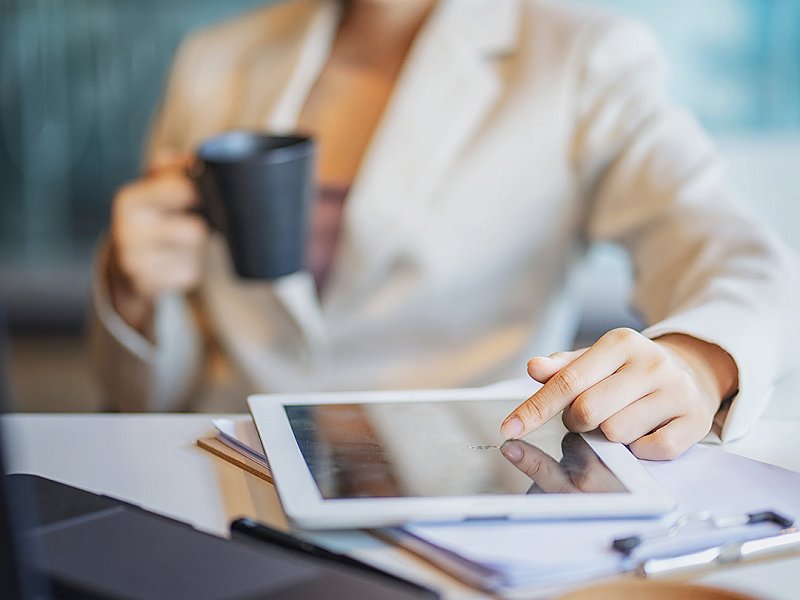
xmin=4 ymin=371 xmax=800 ymax=599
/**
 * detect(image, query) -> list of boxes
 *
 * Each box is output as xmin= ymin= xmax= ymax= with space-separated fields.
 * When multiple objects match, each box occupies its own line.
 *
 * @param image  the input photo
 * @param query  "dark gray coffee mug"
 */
xmin=194 ymin=131 xmax=315 ymax=279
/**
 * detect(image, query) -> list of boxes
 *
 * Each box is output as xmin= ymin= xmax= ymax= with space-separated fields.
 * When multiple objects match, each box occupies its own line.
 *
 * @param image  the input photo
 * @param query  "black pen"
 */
xmin=230 ymin=517 xmax=438 ymax=598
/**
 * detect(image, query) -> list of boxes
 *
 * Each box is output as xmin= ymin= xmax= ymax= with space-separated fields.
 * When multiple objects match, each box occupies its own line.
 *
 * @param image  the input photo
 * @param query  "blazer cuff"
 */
xmin=90 ymin=240 xmax=202 ymax=411
xmin=92 ymin=240 xmax=157 ymax=363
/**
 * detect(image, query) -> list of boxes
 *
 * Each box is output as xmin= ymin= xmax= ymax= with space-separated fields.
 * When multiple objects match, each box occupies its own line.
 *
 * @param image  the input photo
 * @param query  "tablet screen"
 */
xmin=284 ymin=400 xmax=627 ymax=499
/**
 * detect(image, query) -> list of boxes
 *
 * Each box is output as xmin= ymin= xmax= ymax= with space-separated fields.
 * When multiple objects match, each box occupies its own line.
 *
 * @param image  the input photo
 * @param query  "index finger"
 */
xmin=137 ymin=172 xmax=199 ymax=212
xmin=501 ymin=340 xmax=628 ymax=439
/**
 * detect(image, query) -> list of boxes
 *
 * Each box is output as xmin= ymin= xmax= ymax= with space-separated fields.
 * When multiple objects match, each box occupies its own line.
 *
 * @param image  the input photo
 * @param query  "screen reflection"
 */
xmin=285 ymin=401 xmax=627 ymax=499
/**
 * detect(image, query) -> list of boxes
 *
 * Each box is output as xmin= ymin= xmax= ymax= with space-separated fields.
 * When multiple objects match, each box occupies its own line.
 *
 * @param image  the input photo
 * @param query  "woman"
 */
xmin=90 ymin=0 xmax=799 ymax=459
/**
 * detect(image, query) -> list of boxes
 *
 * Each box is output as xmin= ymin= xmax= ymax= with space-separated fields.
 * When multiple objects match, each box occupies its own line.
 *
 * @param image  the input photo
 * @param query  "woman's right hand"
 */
xmin=106 ymin=153 xmax=209 ymax=336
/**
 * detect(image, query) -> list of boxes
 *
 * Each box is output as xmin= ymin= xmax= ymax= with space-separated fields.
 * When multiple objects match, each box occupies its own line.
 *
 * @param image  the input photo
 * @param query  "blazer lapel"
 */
xmin=327 ymin=0 xmax=520 ymax=303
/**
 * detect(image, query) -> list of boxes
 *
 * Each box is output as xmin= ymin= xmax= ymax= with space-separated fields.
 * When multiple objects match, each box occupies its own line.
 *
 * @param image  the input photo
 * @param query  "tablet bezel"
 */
xmin=248 ymin=389 xmax=675 ymax=529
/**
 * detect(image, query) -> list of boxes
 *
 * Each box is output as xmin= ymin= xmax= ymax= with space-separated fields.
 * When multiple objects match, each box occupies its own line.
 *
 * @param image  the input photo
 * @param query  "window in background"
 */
xmin=581 ymin=0 xmax=800 ymax=133
xmin=579 ymin=0 xmax=800 ymax=242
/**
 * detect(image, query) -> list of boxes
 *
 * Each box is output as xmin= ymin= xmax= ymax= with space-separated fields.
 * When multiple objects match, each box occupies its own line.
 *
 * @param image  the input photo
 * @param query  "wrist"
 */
xmin=655 ymin=334 xmax=739 ymax=410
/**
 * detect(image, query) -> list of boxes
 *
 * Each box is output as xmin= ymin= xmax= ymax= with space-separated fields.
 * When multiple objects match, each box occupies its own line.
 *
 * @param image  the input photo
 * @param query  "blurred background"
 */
xmin=1 ymin=0 xmax=798 ymax=412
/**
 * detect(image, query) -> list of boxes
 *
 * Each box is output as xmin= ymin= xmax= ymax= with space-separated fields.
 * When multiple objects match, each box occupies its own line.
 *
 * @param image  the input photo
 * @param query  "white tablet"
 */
xmin=248 ymin=389 xmax=675 ymax=529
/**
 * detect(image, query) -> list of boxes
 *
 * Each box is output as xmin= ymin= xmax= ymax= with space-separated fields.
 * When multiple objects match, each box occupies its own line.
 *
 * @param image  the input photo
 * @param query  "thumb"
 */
xmin=527 ymin=348 xmax=587 ymax=383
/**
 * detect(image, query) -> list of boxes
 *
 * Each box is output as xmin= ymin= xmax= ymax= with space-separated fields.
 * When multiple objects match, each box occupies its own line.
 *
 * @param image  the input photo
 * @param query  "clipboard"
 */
xmin=196 ymin=436 xmax=273 ymax=483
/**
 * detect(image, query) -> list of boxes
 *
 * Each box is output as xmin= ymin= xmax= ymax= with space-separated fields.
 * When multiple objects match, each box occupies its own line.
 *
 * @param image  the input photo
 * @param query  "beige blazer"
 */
xmin=90 ymin=0 xmax=799 ymax=441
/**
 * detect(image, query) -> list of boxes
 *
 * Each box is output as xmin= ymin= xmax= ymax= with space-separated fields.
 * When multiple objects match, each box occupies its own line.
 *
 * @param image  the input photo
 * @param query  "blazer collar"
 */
xmin=259 ymin=0 xmax=520 ymax=125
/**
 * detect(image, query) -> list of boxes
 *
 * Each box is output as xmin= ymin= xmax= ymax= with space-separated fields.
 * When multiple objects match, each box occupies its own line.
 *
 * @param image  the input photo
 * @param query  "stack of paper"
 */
xmin=212 ymin=418 xmax=270 ymax=470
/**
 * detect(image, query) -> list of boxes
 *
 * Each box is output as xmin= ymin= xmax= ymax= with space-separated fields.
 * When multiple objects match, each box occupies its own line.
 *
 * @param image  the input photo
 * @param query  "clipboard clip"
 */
xmin=610 ymin=509 xmax=798 ymax=578
xmin=636 ymin=528 xmax=800 ymax=577
xmin=612 ymin=510 xmax=794 ymax=556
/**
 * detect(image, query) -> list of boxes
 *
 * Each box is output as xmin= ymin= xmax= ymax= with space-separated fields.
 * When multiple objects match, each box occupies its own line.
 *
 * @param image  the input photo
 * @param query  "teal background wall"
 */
xmin=0 ymin=1 xmax=266 ymax=265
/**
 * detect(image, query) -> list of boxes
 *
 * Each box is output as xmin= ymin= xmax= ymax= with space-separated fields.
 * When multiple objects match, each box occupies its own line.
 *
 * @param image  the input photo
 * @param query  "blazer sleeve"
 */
xmin=87 ymin=35 xmax=209 ymax=412
xmin=572 ymin=18 xmax=800 ymax=441
xmin=87 ymin=240 xmax=203 ymax=412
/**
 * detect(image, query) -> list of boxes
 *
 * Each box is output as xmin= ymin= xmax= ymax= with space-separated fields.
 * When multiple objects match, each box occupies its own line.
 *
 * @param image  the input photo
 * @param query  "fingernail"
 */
xmin=501 ymin=416 xmax=524 ymax=439
xmin=501 ymin=442 xmax=523 ymax=463
xmin=529 ymin=356 xmax=552 ymax=365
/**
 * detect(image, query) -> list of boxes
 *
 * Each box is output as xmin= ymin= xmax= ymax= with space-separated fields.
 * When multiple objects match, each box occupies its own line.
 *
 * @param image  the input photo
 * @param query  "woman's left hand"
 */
xmin=500 ymin=328 xmax=738 ymax=460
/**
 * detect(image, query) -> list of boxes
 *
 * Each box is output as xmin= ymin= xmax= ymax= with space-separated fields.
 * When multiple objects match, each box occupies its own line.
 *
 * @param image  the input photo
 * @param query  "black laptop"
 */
xmin=0 ymin=310 xmax=436 ymax=599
